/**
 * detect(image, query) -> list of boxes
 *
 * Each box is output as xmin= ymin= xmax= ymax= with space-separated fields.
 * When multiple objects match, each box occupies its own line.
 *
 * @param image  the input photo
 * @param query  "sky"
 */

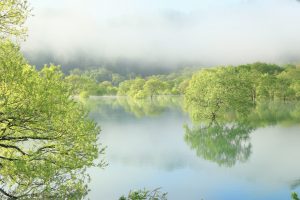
xmin=22 ymin=0 xmax=300 ymax=70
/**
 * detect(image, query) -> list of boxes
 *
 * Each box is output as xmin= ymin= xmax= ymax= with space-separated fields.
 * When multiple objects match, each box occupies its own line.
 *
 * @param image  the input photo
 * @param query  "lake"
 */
xmin=86 ymin=96 xmax=300 ymax=200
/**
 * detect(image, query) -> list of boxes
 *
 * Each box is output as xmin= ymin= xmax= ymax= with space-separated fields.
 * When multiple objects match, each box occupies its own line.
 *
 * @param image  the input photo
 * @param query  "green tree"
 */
xmin=279 ymin=66 xmax=300 ymax=100
xmin=129 ymin=78 xmax=146 ymax=98
xmin=0 ymin=0 xmax=31 ymax=38
xmin=65 ymin=74 xmax=92 ymax=95
xmin=239 ymin=62 xmax=283 ymax=75
xmin=256 ymin=74 xmax=278 ymax=101
xmin=119 ymin=188 xmax=167 ymax=200
xmin=118 ymin=80 xmax=134 ymax=96
xmin=292 ymin=192 xmax=300 ymax=200
xmin=275 ymin=74 xmax=295 ymax=102
xmin=98 ymin=81 xmax=118 ymax=95
xmin=184 ymin=67 xmax=253 ymax=122
xmin=112 ymin=73 xmax=126 ymax=86
xmin=143 ymin=78 xmax=165 ymax=100
xmin=0 ymin=41 xmax=104 ymax=199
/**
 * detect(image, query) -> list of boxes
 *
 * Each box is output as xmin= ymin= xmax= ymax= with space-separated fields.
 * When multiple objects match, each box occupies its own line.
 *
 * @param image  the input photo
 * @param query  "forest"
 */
xmin=66 ymin=62 xmax=300 ymax=103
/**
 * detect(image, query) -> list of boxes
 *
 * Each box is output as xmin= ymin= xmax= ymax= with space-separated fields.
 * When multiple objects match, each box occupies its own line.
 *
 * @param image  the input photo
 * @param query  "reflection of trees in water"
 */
xmin=247 ymin=101 xmax=300 ymax=127
xmin=290 ymin=179 xmax=300 ymax=190
xmin=186 ymin=101 xmax=300 ymax=129
xmin=117 ymin=98 xmax=166 ymax=118
xmin=184 ymin=101 xmax=300 ymax=167
xmin=184 ymin=122 xmax=253 ymax=167
xmin=85 ymin=96 xmax=183 ymax=119
xmin=86 ymin=97 xmax=300 ymax=168
xmin=117 ymin=96 xmax=183 ymax=118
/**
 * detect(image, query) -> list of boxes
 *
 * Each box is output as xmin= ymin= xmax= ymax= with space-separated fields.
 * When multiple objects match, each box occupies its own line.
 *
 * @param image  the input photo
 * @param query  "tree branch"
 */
xmin=0 ymin=188 xmax=17 ymax=199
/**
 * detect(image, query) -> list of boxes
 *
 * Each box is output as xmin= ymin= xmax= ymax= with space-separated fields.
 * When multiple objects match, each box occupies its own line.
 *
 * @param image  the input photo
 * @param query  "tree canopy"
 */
xmin=0 ymin=40 xmax=103 ymax=199
xmin=184 ymin=63 xmax=300 ymax=123
xmin=0 ymin=1 xmax=104 ymax=198
xmin=0 ymin=0 xmax=30 ymax=38
xmin=184 ymin=67 xmax=253 ymax=122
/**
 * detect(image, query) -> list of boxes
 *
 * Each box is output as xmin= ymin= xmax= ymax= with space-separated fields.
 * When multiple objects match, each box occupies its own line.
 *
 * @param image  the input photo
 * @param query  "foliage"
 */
xmin=185 ymin=67 xmax=253 ymax=122
xmin=66 ymin=67 xmax=122 ymax=97
xmin=239 ymin=62 xmax=284 ymax=75
xmin=0 ymin=40 xmax=103 ymax=199
xmin=292 ymin=192 xmax=300 ymax=200
xmin=143 ymin=78 xmax=166 ymax=99
xmin=184 ymin=63 xmax=300 ymax=123
xmin=119 ymin=188 xmax=167 ymax=200
xmin=67 ymin=67 xmax=194 ymax=98
xmin=0 ymin=0 xmax=31 ymax=38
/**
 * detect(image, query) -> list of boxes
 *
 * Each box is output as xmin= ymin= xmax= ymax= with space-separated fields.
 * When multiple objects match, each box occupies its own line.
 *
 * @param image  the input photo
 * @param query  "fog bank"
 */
xmin=22 ymin=0 xmax=300 ymax=70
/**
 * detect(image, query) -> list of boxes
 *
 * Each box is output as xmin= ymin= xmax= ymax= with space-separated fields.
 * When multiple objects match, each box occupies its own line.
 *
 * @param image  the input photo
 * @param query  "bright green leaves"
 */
xmin=0 ymin=40 xmax=103 ymax=199
xmin=183 ymin=63 xmax=300 ymax=167
xmin=185 ymin=67 xmax=253 ymax=123
xmin=184 ymin=63 xmax=300 ymax=123
xmin=183 ymin=63 xmax=300 ymax=168
xmin=0 ymin=0 xmax=31 ymax=38
xmin=117 ymin=77 xmax=167 ymax=99
xmin=119 ymin=188 xmax=168 ymax=200
xmin=67 ymin=67 xmax=194 ymax=99
xmin=0 ymin=1 xmax=99 ymax=198
xmin=143 ymin=78 xmax=166 ymax=99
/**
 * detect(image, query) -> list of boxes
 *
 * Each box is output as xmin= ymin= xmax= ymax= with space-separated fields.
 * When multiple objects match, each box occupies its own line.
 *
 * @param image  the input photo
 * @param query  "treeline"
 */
xmin=66 ymin=62 xmax=300 ymax=101
xmin=65 ymin=67 xmax=194 ymax=98
xmin=184 ymin=62 xmax=300 ymax=122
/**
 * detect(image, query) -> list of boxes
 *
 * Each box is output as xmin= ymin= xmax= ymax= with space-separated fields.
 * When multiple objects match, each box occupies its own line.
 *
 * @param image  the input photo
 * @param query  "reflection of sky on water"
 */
xmin=87 ymin=99 xmax=300 ymax=199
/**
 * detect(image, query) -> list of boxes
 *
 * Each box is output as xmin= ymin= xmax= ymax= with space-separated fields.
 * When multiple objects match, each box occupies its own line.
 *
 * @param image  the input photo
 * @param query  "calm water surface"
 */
xmin=86 ymin=96 xmax=300 ymax=200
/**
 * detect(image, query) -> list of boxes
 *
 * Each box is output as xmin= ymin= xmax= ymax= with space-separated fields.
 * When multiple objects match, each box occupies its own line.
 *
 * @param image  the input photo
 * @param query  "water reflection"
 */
xmin=87 ymin=97 xmax=300 ymax=168
xmin=86 ymin=96 xmax=300 ymax=167
xmin=86 ymin=96 xmax=183 ymax=120
xmin=184 ymin=122 xmax=253 ymax=167
xmin=247 ymin=102 xmax=300 ymax=127
xmin=183 ymin=100 xmax=300 ymax=166
xmin=85 ymin=97 xmax=300 ymax=199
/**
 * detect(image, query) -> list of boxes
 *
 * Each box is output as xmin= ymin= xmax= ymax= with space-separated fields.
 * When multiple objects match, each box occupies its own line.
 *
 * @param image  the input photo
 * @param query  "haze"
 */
xmin=22 ymin=0 xmax=300 ymax=70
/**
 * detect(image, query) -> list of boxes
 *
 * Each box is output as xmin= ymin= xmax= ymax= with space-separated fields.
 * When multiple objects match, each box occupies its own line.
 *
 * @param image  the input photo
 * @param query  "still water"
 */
xmin=86 ymin=96 xmax=300 ymax=200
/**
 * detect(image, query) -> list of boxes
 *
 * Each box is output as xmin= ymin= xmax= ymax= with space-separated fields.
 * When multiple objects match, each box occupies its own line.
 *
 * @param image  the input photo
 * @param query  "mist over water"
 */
xmin=22 ymin=0 xmax=300 ymax=71
xmin=86 ymin=97 xmax=300 ymax=200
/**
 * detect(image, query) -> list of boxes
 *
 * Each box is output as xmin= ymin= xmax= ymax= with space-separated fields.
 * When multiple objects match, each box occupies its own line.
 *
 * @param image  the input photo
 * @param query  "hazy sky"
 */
xmin=22 ymin=0 xmax=300 ymax=69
